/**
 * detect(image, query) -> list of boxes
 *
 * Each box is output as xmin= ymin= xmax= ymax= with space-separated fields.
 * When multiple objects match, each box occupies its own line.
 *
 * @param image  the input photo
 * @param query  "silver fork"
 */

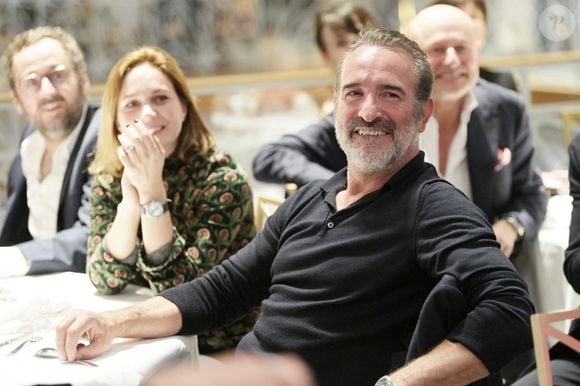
xmin=7 ymin=335 xmax=42 ymax=355
xmin=34 ymin=347 xmax=99 ymax=367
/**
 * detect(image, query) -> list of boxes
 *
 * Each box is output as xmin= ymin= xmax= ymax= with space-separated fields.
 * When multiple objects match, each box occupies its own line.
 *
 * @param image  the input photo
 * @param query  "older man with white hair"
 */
xmin=408 ymin=4 xmax=547 ymax=259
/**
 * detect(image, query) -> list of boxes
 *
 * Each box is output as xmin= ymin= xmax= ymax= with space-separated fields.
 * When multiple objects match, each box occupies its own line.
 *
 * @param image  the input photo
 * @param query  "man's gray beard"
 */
xmin=344 ymin=140 xmax=398 ymax=175
xmin=337 ymin=118 xmax=420 ymax=175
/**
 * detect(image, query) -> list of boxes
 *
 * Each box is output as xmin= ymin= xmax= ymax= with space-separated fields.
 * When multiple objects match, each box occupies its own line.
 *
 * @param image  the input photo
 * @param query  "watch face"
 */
xmin=375 ymin=376 xmax=392 ymax=386
xmin=146 ymin=202 xmax=164 ymax=217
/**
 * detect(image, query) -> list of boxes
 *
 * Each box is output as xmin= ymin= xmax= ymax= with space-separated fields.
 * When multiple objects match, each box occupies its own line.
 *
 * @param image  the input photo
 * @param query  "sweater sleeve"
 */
xmin=159 ymin=180 xmax=301 ymax=335
xmin=86 ymin=173 xmax=139 ymax=294
xmin=86 ymin=173 xmax=189 ymax=295
xmin=413 ymin=180 xmax=534 ymax=373
xmin=87 ymin=154 xmax=256 ymax=296
xmin=160 ymin=218 xmax=279 ymax=335
xmin=136 ymin=162 xmax=256 ymax=293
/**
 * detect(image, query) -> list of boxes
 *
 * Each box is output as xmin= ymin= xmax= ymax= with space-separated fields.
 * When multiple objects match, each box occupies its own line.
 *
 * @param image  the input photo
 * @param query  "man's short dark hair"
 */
xmin=336 ymin=27 xmax=433 ymax=105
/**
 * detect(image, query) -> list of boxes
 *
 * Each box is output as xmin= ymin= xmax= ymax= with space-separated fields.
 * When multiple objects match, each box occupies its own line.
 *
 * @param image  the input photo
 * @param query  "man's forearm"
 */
xmin=57 ymin=295 xmax=184 ymax=361
xmin=110 ymin=296 xmax=183 ymax=339
xmin=389 ymin=340 xmax=488 ymax=386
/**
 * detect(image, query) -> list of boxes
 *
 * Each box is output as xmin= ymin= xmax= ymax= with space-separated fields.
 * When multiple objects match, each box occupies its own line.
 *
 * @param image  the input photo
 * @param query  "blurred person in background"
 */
xmin=143 ymin=352 xmax=315 ymax=386
xmin=252 ymin=0 xmax=374 ymax=187
xmin=0 ymin=26 xmax=100 ymax=278
xmin=86 ymin=46 xmax=257 ymax=354
xmin=314 ymin=0 xmax=376 ymax=72
xmin=408 ymin=4 xmax=547 ymax=259
xmin=429 ymin=0 xmax=518 ymax=91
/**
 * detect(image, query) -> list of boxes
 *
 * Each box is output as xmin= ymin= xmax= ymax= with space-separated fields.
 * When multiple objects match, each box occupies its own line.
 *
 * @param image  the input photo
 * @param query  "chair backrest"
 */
xmin=561 ymin=109 xmax=580 ymax=147
xmin=254 ymin=195 xmax=284 ymax=230
xmin=531 ymin=308 xmax=580 ymax=386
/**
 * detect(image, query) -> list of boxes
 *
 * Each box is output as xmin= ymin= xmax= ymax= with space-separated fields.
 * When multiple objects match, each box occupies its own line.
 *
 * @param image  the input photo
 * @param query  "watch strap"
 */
xmin=503 ymin=215 xmax=525 ymax=240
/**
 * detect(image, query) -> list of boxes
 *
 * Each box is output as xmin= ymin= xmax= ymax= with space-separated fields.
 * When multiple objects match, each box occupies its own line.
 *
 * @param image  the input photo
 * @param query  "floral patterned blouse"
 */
xmin=87 ymin=151 xmax=258 ymax=353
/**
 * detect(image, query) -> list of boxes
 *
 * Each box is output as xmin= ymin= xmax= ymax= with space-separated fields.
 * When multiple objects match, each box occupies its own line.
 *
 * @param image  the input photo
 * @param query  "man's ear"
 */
xmin=10 ymin=90 xmax=24 ymax=115
xmin=418 ymin=99 xmax=434 ymax=133
xmin=80 ymin=72 xmax=91 ymax=97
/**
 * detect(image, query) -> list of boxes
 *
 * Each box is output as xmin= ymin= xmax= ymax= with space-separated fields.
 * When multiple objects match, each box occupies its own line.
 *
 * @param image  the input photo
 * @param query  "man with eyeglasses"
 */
xmin=0 ymin=26 xmax=100 ymax=277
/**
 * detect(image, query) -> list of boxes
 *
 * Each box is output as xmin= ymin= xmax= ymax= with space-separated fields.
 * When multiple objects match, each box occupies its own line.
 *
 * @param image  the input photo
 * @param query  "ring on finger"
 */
xmin=126 ymin=145 xmax=136 ymax=152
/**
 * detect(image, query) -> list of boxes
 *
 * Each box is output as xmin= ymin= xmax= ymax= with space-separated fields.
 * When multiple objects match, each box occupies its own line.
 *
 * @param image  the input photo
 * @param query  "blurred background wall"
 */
xmin=1 ymin=0 xmax=580 ymax=209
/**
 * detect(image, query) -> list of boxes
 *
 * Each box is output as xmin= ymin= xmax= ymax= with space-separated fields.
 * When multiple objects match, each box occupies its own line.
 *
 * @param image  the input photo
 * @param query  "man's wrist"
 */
xmin=502 ymin=215 xmax=525 ymax=241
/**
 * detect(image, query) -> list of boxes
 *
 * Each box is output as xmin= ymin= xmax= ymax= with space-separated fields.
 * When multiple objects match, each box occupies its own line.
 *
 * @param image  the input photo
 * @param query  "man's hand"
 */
xmin=492 ymin=219 xmax=518 ymax=258
xmin=55 ymin=297 xmax=183 ymax=362
xmin=143 ymin=352 xmax=316 ymax=386
xmin=55 ymin=309 xmax=116 ymax=361
xmin=0 ymin=246 xmax=29 ymax=278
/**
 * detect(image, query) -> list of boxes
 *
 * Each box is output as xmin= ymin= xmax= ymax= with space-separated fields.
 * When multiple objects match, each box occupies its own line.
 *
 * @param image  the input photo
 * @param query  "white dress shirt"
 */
xmin=20 ymin=105 xmax=87 ymax=240
xmin=420 ymin=92 xmax=478 ymax=200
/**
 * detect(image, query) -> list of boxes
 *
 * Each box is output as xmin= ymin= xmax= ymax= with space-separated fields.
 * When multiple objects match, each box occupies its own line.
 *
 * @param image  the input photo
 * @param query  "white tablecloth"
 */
xmin=516 ymin=195 xmax=580 ymax=317
xmin=0 ymin=272 xmax=198 ymax=386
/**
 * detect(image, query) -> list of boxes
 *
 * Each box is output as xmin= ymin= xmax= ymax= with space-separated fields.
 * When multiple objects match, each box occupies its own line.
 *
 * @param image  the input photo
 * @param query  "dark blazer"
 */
xmin=0 ymin=105 xmax=100 ymax=274
xmin=252 ymin=79 xmax=547 ymax=242
xmin=479 ymin=67 xmax=518 ymax=92
xmin=252 ymin=113 xmax=346 ymax=187
xmin=467 ymin=79 xmax=547 ymax=242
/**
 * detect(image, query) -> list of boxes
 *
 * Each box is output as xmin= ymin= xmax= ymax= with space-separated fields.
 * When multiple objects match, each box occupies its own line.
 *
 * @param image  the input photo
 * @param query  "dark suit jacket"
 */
xmin=252 ymin=113 xmax=347 ymax=187
xmin=467 ymin=79 xmax=547 ymax=242
xmin=0 ymin=105 xmax=100 ymax=274
xmin=479 ymin=67 xmax=518 ymax=92
xmin=252 ymin=79 xmax=547 ymax=242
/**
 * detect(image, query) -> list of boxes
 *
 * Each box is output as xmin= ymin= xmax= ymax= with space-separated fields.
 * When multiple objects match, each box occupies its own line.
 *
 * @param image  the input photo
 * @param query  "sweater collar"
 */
xmin=320 ymin=152 xmax=429 ymax=208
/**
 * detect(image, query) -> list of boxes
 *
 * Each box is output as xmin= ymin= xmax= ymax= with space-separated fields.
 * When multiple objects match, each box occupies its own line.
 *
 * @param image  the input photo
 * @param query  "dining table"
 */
xmin=0 ymin=271 xmax=199 ymax=386
xmin=515 ymin=194 xmax=580 ymax=335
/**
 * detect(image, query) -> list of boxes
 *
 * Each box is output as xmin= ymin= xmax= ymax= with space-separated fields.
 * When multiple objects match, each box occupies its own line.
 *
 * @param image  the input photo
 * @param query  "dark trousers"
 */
xmin=511 ymin=358 xmax=580 ymax=386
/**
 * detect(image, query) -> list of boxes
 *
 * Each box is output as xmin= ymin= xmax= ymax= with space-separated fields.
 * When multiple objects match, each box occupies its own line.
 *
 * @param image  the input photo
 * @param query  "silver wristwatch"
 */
xmin=503 ymin=215 xmax=525 ymax=241
xmin=141 ymin=200 xmax=170 ymax=217
xmin=375 ymin=375 xmax=393 ymax=386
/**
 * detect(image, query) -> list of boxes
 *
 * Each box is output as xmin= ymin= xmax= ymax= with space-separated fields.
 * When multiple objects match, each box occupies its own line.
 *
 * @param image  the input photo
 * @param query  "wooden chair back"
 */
xmin=254 ymin=195 xmax=284 ymax=230
xmin=530 ymin=308 xmax=580 ymax=386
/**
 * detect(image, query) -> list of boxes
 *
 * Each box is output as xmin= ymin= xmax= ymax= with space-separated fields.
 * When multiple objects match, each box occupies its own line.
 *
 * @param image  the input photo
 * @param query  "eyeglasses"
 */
xmin=15 ymin=64 xmax=71 ymax=95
